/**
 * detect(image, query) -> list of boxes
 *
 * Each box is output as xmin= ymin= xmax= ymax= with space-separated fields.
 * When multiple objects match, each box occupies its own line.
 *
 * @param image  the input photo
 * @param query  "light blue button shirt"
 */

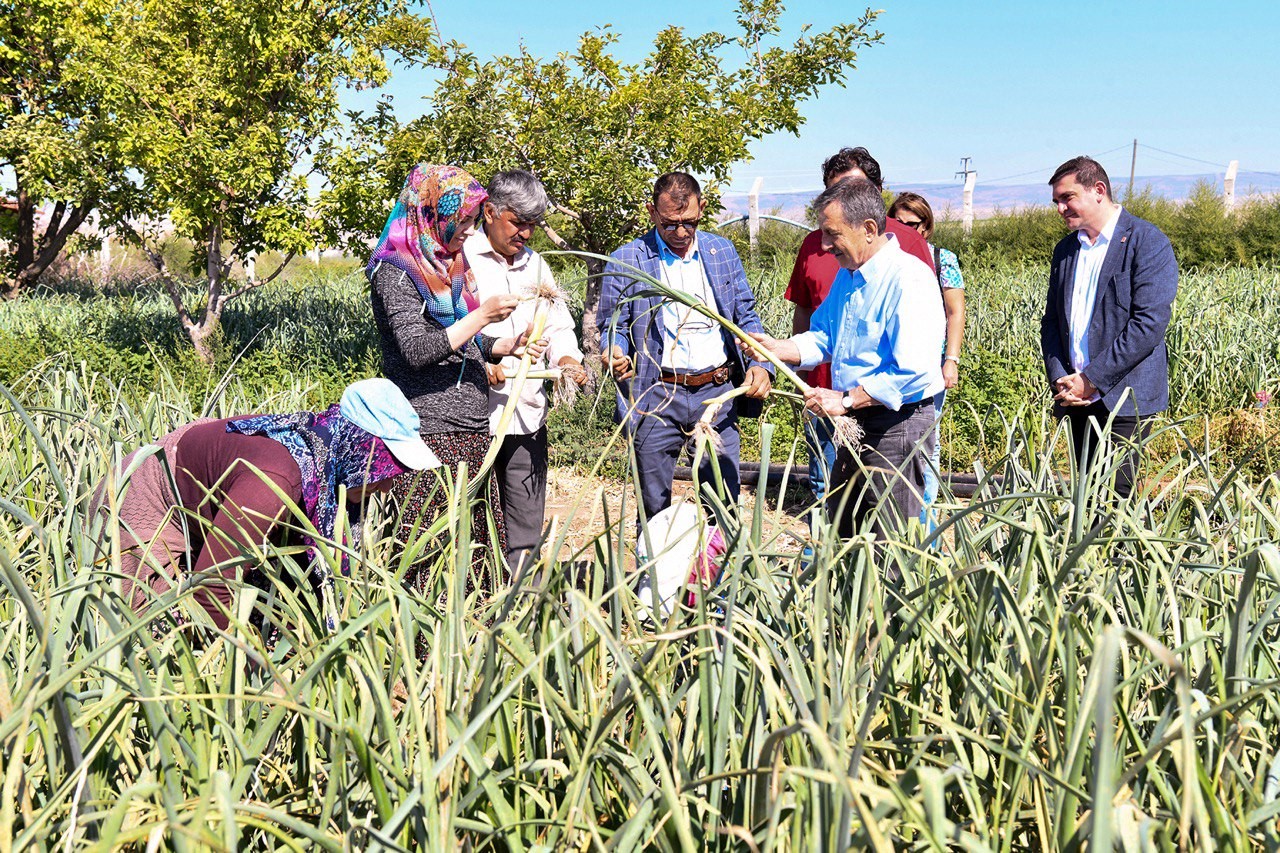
xmin=655 ymin=232 xmax=729 ymax=372
xmin=793 ymin=236 xmax=945 ymax=410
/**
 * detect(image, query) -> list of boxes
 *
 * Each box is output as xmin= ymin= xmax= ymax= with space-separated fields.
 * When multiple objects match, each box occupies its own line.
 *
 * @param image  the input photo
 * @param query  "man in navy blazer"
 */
xmin=1040 ymin=156 xmax=1178 ymax=499
xmin=598 ymin=172 xmax=773 ymax=520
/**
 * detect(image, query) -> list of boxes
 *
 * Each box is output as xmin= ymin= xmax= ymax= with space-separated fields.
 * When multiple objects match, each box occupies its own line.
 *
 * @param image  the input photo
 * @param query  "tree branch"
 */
xmin=37 ymin=200 xmax=68 ymax=255
xmin=539 ymin=221 xmax=572 ymax=252
xmin=224 ymin=250 xmax=296 ymax=301
xmin=37 ymin=203 xmax=91 ymax=262
xmin=550 ymin=200 xmax=581 ymax=222
xmin=130 ymin=223 xmax=194 ymax=331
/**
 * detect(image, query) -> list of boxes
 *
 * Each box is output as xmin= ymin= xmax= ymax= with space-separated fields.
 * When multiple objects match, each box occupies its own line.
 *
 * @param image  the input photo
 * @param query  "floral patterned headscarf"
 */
xmin=366 ymin=163 xmax=488 ymax=327
xmin=227 ymin=405 xmax=408 ymax=629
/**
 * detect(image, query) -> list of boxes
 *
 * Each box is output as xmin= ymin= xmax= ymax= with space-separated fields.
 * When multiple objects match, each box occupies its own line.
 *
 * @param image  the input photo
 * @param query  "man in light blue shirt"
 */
xmin=748 ymin=177 xmax=945 ymax=537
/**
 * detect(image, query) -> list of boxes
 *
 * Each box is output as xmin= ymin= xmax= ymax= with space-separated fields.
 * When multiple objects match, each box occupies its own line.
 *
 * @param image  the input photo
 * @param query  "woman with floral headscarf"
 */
xmin=367 ymin=163 xmax=546 ymax=594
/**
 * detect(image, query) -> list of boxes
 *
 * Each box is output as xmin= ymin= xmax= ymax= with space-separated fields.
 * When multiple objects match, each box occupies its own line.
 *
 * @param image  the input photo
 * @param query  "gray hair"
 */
xmin=485 ymin=169 xmax=549 ymax=222
xmin=812 ymin=176 xmax=886 ymax=234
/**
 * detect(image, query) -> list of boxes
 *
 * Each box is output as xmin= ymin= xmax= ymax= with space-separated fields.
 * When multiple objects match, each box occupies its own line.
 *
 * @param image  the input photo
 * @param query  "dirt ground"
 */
xmin=541 ymin=467 xmax=813 ymax=569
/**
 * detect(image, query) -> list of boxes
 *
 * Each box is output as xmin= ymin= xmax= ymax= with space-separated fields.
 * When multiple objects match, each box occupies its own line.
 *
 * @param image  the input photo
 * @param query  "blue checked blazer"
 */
xmin=1040 ymin=209 xmax=1179 ymax=417
xmin=597 ymin=229 xmax=773 ymax=429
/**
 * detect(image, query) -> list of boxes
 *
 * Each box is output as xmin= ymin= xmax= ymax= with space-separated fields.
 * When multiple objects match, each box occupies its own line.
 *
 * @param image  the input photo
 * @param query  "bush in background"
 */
xmin=935 ymin=184 xmax=1280 ymax=270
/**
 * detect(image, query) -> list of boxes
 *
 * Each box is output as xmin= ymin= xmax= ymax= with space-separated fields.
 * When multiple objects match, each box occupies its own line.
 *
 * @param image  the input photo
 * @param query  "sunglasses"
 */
xmin=897 ymin=217 xmax=927 ymax=231
xmin=658 ymin=218 xmax=700 ymax=234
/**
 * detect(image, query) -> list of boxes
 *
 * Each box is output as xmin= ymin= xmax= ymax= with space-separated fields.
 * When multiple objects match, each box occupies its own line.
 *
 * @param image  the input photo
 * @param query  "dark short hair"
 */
xmin=813 ymin=177 xmax=886 ymax=234
xmin=1049 ymin=156 xmax=1113 ymax=199
xmin=652 ymin=172 xmax=702 ymax=207
xmin=888 ymin=191 xmax=934 ymax=236
xmin=821 ymin=147 xmax=883 ymax=190
xmin=486 ymin=169 xmax=548 ymax=222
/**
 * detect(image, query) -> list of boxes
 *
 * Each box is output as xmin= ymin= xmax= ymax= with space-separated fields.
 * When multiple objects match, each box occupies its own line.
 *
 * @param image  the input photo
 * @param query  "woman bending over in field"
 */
xmin=90 ymin=379 xmax=437 ymax=631
xmin=367 ymin=164 xmax=546 ymax=594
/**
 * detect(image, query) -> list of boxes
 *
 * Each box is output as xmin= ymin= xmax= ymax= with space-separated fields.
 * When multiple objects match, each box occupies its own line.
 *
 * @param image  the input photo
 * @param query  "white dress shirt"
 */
xmin=654 ymin=232 xmax=729 ymax=372
xmin=464 ymin=229 xmax=584 ymax=435
xmin=1069 ymin=205 xmax=1122 ymax=402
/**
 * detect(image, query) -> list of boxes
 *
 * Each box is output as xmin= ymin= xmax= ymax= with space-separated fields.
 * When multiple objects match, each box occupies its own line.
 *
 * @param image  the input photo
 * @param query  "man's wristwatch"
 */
xmin=841 ymin=392 xmax=854 ymax=413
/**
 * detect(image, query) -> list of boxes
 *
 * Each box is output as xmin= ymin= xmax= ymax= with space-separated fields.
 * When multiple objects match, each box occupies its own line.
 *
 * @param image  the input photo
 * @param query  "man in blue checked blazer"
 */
xmin=597 ymin=172 xmax=774 ymax=520
xmin=1040 ymin=156 xmax=1178 ymax=500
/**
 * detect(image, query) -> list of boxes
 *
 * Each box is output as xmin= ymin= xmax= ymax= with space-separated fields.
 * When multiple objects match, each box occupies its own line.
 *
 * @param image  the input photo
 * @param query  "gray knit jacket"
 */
xmin=369 ymin=263 xmax=497 ymax=436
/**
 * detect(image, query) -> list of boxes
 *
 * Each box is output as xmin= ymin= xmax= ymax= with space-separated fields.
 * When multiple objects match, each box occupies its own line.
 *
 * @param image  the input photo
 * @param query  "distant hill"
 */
xmin=719 ymin=171 xmax=1280 ymax=225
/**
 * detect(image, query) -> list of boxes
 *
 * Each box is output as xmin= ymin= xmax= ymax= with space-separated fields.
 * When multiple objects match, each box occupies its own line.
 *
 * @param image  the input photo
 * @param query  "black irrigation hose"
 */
xmin=673 ymin=462 xmax=1000 ymax=498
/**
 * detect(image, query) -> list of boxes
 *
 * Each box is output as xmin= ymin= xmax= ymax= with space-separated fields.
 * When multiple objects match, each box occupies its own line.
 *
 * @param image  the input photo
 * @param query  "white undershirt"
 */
xmin=1068 ymin=205 xmax=1122 ymax=402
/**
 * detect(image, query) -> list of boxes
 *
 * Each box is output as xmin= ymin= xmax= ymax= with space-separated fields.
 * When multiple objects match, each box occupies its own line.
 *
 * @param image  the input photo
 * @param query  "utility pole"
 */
xmin=1224 ymin=160 xmax=1239 ymax=215
xmin=1127 ymin=139 xmax=1137 ymax=200
xmin=956 ymin=157 xmax=976 ymax=235
xmin=748 ymin=176 xmax=763 ymax=255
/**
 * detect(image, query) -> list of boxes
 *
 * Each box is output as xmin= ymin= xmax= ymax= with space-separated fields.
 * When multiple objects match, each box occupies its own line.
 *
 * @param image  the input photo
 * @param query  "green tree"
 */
xmin=105 ymin=0 xmax=433 ymax=361
xmin=320 ymin=0 xmax=882 ymax=356
xmin=0 ymin=0 xmax=127 ymax=298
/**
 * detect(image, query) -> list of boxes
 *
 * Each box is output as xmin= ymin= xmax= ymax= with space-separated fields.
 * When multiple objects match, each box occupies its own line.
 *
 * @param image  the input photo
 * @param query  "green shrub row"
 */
xmin=933 ymin=182 xmax=1280 ymax=270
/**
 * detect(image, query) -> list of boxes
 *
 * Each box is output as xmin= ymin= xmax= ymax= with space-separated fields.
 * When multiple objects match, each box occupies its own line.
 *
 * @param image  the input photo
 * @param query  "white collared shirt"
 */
xmin=654 ymin=232 xmax=728 ymax=372
xmin=464 ymin=229 xmax=584 ymax=435
xmin=1069 ymin=205 xmax=1123 ymax=402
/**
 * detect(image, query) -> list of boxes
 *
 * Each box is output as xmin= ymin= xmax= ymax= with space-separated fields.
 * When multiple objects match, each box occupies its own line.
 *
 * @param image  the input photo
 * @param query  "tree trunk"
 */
xmin=580 ymin=254 xmax=607 ymax=366
xmin=1 ymin=181 xmax=93 ymax=298
xmin=147 ymin=234 xmax=223 ymax=365
xmin=185 ymin=238 xmax=229 ymax=366
xmin=185 ymin=319 xmax=218 ymax=365
xmin=539 ymin=218 xmax=607 ymax=365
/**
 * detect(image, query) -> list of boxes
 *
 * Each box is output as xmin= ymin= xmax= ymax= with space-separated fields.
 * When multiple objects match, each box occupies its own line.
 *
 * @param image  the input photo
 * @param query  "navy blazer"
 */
xmin=596 ymin=229 xmax=773 ymax=429
xmin=1040 ymin=209 xmax=1178 ymax=417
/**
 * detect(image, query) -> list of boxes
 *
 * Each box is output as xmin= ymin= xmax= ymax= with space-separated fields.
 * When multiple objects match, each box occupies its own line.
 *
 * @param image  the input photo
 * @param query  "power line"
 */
xmin=1092 ymin=143 xmax=1134 ymax=158
xmin=983 ymin=165 xmax=1054 ymax=185
xmin=983 ymin=143 xmax=1133 ymax=185
xmin=1135 ymin=152 xmax=1218 ymax=172
xmin=1137 ymin=143 xmax=1227 ymax=169
xmin=723 ymin=142 xmax=1280 ymax=192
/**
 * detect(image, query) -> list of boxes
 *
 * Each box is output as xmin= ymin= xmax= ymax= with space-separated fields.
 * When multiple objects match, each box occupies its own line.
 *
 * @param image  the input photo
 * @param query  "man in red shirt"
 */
xmin=785 ymin=146 xmax=935 ymax=502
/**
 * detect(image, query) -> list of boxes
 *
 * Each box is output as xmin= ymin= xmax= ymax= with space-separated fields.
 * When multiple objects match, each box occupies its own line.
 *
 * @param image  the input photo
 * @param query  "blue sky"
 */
xmin=350 ymin=0 xmax=1280 ymax=197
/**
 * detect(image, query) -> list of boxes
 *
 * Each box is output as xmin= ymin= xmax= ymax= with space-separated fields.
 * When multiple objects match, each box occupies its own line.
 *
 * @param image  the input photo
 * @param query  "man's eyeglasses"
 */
xmin=658 ymin=219 xmax=700 ymax=234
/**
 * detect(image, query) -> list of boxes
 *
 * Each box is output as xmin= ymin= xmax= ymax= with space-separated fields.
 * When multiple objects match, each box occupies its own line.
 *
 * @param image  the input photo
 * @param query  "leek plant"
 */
xmin=3 ymin=359 xmax=1280 ymax=849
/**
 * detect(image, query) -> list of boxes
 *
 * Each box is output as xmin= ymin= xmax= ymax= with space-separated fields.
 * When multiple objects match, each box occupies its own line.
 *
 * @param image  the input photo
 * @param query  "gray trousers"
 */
xmin=496 ymin=426 xmax=549 ymax=572
xmin=826 ymin=400 xmax=935 ymax=540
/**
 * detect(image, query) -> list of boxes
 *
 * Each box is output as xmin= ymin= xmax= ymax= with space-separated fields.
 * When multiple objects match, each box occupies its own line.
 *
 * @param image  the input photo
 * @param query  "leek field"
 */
xmin=2 ymin=257 xmax=1280 ymax=849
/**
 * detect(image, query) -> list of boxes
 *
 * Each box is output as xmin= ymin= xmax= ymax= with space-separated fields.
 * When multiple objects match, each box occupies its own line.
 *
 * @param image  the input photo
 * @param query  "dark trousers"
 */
xmin=496 ymin=426 xmax=549 ymax=572
xmin=1063 ymin=403 xmax=1149 ymax=499
xmin=631 ymin=380 xmax=741 ymax=521
xmin=826 ymin=400 xmax=934 ymax=540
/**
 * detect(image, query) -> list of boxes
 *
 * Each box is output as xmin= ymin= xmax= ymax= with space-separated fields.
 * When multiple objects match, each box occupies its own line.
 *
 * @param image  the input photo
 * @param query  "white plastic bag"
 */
xmin=635 ymin=502 xmax=726 ymax=618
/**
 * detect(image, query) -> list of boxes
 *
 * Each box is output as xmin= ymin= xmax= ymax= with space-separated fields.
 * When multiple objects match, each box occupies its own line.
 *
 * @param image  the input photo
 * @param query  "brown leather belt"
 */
xmin=660 ymin=363 xmax=732 ymax=388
